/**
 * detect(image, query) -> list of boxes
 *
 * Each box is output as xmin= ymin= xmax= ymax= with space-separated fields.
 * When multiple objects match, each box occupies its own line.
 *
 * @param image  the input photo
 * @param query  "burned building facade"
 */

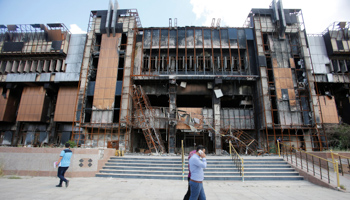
xmin=0 ymin=0 xmax=347 ymax=154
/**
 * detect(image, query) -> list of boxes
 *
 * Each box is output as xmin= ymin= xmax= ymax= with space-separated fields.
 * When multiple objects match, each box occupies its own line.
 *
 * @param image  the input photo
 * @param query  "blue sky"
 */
xmin=0 ymin=0 xmax=349 ymax=34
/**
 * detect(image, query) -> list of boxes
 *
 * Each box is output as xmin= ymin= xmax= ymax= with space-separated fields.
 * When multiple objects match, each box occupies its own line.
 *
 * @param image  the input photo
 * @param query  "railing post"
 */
xmin=335 ymin=161 xmax=340 ymax=188
xmin=339 ymin=157 xmax=343 ymax=176
xmin=319 ymin=158 xmax=322 ymax=180
xmin=181 ymin=140 xmax=184 ymax=181
xmin=306 ymin=153 xmax=309 ymax=172
xmin=330 ymin=150 xmax=336 ymax=172
xmin=312 ymin=156 xmax=315 ymax=176
xmin=242 ymin=159 xmax=244 ymax=182
xmin=229 ymin=140 xmax=232 ymax=157
xmin=277 ymin=141 xmax=280 ymax=157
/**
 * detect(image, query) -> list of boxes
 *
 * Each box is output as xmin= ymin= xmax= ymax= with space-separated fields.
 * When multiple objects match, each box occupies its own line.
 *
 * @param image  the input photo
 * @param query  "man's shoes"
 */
xmin=65 ymin=180 xmax=69 ymax=188
xmin=56 ymin=185 xmax=62 ymax=187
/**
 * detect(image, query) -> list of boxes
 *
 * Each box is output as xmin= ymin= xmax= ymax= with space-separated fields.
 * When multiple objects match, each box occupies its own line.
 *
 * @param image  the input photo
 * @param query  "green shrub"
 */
xmin=269 ymin=144 xmax=276 ymax=153
xmin=66 ymin=140 xmax=77 ymax=148
xmin=326 ymin=124 xmax=350 ymax=150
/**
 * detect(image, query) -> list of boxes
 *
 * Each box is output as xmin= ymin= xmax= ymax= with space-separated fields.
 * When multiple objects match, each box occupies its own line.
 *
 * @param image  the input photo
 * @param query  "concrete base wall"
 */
xmin=0 ymin=147 xmax=115 ymax=177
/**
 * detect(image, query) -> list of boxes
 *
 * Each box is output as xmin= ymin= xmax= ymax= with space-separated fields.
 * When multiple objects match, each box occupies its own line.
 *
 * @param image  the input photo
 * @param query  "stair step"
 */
xmin=99 ymin=169 xmax=299 ymax=176
xmin=103 ymin=166 xmax=238 ymax=172
xmin=96 ymin=173 xmax=303 ymax=181
xmin=97 ymin=156 xmax=303 ymax=181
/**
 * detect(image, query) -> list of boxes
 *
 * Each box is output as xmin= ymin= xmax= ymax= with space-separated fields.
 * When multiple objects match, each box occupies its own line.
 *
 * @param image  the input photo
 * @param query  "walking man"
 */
xmin=56 ymin=142 xmax=72 ymax=187
xmin=188 ymin=145 xmax=207 ymax=200
xmin=183 ymin=149 xmax=197 ymax=200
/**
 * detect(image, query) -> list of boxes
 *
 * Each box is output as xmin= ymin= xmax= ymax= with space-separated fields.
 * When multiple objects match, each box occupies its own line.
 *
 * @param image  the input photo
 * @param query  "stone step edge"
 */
xmin=99 ymin=169 xmax=299 ymax=174
xmin=96 ymin=173 xmax=303 ymax=178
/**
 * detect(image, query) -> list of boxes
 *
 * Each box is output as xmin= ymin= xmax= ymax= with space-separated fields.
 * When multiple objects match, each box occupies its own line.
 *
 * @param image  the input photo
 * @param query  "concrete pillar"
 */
xmin=304 ymin=130 xmax=313 ymax=151
xmin=213 ymin=82 xmax=222 ymax=155
xmin=168 ymin=79 xmax=177 ymax=154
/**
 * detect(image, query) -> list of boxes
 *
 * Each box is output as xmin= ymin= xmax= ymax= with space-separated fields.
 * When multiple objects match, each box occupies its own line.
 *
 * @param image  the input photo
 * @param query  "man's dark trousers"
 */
xmin=57 ymin=167 xmax=69 ymax=185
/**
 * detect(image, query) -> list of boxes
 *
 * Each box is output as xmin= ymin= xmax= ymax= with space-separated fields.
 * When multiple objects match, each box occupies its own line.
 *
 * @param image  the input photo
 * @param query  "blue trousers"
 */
xmin=57 ymin=167 xmax=69 ymax=185
xmin=189 ymin=180 xmax=206 ymax=200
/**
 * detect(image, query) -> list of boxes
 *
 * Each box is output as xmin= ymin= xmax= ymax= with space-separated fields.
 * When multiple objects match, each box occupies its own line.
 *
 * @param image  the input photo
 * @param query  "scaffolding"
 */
xmin=251 ymin=7 xmax=328 ymax=152
xmin=131 ymin=85 xmax=166 ymax=153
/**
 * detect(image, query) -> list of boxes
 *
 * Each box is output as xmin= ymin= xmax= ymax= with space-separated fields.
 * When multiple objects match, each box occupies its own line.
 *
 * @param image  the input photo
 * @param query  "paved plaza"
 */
xmin=0 ymin=176 xmax=349 ymax=200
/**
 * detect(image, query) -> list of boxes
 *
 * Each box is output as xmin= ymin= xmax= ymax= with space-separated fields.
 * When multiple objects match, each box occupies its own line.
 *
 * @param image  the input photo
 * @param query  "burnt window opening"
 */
xmin=113 ymin=96 xmax=121 ymax=123
xmin=205 ymin=56 xmax=211 ymax=71
xmin=191 ymin=56 xmax=198 ymax=71
xmin=268 ymin=69 xmax=274 ymax=83
xmin=225 ymin=57 xmax=230 ymax=72
xmin=178 ymin=56 xmax=184 ymax=71
xmin=197 ymin=56 xmax=204 ymax=71
xmin=214 ymin=56 xmax=220 ymax=71
xmin=263 ymin=33 xmax=270 ymax=52
xmin=232 ymin=57 xmax=239 ymax=71
xmin=150 ymin=57 xmax=157 ymax=72
xmin=221 ymin=95 xmax=253 ymax=108
xmin=84 ymin=96 xmax=94 ymax=123
xmin=147 ymin=95 xmax=169 ymax=107
xmin=95 ymin=34 xmax=102 ymax=46
xmin=159 ymin=56 xmax=166 ymax=72
xmin=336 ymin=40 xmax=344 ymax=51
xmin=120 ymin=33 xmax=127 ymax=50
xmin=240 ymin=56 xmax=245 ymax=70
xmin=117 ymin=69 xmax=124 ymax=81
xmin=177 ymin=95 xmax=212 ymax=107
xmin=143 ymin=56 xmax=149 ymax=72
xmin=118 ymin=56 xmax=124 ymax=69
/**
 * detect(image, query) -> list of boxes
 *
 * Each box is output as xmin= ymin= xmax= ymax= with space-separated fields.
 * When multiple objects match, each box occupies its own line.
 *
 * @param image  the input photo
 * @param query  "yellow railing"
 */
xmin=181 ymin=140 xmax=185 ymax=181
xmin=229 ymin=141 xmax=244 ymax=181
xmin=330 ymin=150 xmax=350 ymax=176
xmin=279 ymin=142 xmax=340 ymax=188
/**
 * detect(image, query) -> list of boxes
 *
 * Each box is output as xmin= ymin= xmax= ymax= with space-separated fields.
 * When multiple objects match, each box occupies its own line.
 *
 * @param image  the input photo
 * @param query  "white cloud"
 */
xmin=190 ymin=0 xmax=270 ymax=27
xmin=69 ymin=24 xmax=86 ymax=34
xmin=190 ymin=0 xmax=350 ymax=34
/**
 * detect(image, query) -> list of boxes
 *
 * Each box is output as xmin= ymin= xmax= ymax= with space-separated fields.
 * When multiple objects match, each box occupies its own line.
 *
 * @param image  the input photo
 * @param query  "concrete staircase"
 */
xmin=96 ymin=156 xmax=303 ymax=181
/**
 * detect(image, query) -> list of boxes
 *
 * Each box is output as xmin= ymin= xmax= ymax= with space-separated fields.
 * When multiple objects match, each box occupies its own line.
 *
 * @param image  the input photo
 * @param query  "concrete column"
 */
xmin=213 ymin=84 xmax=222 ymax=155
xmin=168 ymin=79 xmax=177 ymax=154
xmin=304 ymin=130 xmax=313 ymax=151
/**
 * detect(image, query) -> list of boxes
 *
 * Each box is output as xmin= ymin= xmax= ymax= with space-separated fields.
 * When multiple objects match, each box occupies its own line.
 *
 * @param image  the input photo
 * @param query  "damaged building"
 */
xmin=0 ymin=0 xmax=347 ymax=154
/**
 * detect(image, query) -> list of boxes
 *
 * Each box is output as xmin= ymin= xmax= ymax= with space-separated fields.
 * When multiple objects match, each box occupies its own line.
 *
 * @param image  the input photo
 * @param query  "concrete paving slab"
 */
xmin=0 ymin=176 xmax=349 ymax=200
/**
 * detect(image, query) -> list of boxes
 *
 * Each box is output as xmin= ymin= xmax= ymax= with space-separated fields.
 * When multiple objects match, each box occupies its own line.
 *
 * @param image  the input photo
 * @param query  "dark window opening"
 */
xmin=225 ymin=57 xmax=230 ymax=72
xmin=118 ymin=57 xmax=124 ymax=69
xmin=336 ymin=40 xmax=344 ymax=51
xmin=159 ymin=56 xmax=166 ymax=72
xmin=178 ymin=56 xmax=184 ymax=71
xmin=177 ymin=95 xmax=212 ymax=107
xmin=205 ymin=56 xmax=211 ymax=71
xmin=84 ymin=96 xmax=94 ymax=123
xmin=95 ymin=34 xmax=102 ymax=46
xmin=263 ymin=33 xmax=270 ymax=52
xmin=197 ymin=56 xmax=203 ymax=71
xmin=221 ymin=95 xmax=253 ymax=108
xmin=147 ymin=95 xmax=169 ymax=107
xmin=113 ymin=96 xmax=121 ymax=123
xmin=117 ymin=69 xmax=124 ymax=81
xmin=120 ymin=33 xmax=127 ymax=50
xmin=143 ymin=56 xmax=149 ymax=71
xmin=150 ymin=57 xmax=156 ymax=71
xmin=240 ymin=56 xmax=245 ymax=70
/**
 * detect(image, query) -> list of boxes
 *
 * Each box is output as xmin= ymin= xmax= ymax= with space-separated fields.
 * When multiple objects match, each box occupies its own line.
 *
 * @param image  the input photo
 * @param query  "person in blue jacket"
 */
xmin=188 ymin=145 xmax=207 ymax=200
xmin=56 ymin=142 xmax=73 ymax=187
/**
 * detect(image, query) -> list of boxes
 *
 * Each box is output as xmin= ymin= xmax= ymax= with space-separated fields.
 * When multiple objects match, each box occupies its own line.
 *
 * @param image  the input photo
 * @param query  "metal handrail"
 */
xmin=279 ymin=142 xmax=340 ymax=188
xmin=181 ymin=140 xmax=185 ymax=181
xmin=331 ymin=150 xmax=350 ymax=176
xmin=229 ymin=141 xmax=244 ymax=181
